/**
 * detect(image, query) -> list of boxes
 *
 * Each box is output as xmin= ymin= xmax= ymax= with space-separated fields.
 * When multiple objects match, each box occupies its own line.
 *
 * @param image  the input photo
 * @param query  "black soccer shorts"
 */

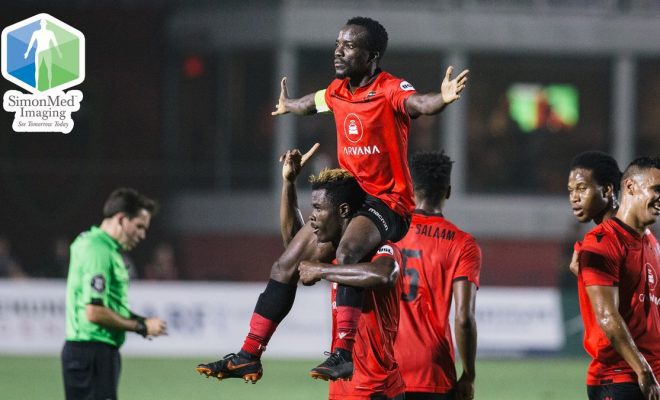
xmin=356 ymin=195 xmax=411 ymax=243
xmin=587 ymin=382 xmax=644 ymax=400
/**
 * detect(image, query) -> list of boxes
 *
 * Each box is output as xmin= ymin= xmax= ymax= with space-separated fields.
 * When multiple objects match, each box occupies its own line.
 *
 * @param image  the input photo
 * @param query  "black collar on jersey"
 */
xmin=612 ymin=217 xmax=642 ymax=238
xmin=414 ymin=209 xmax=444 ymax=218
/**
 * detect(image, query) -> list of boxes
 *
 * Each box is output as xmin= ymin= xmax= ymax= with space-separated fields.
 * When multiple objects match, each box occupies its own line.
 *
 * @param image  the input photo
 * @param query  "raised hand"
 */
xmin=441 ymin=66 xmax=469 ymax=105
xmin=272 ymin=77 xmax=290 ymax=116
xmin=280 ymin=143 xmax=320 ymax=182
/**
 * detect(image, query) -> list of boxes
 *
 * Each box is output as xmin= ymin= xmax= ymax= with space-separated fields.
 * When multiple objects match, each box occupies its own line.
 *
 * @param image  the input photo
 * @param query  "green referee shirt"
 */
xmin=65 ymin=226 xmax=131 ymax=347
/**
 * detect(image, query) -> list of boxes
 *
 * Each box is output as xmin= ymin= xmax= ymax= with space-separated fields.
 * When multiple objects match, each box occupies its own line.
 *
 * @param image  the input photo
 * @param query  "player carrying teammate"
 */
xmin=577 ymin=156 xmax=660 ymax=400
xmin=281 ymin=150 xmax=405 ymax=399
xmin=394 ymin=151 xmax=481 ymax=400
xmin=197 ymin=15 xmax=467 ymax=383
xmin=271 ymin=16 xmax=469 ymax=378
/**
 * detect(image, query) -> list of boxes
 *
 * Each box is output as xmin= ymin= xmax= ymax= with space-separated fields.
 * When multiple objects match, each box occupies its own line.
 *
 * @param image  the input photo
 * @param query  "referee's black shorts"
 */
xmin=61 ymin=341 xmax=121 ymax=400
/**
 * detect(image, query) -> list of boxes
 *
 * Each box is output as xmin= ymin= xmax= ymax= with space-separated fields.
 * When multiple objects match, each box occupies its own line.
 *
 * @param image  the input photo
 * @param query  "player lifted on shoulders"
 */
xmin=271 ymin=16 xmax=469 ymax=379
xmin=197 ymin=15 xmax=467 ymax=383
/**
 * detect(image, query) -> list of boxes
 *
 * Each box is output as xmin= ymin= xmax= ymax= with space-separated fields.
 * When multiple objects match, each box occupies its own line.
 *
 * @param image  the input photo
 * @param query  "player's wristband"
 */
xmin=134 ymin=317 xmax=148 ymax=338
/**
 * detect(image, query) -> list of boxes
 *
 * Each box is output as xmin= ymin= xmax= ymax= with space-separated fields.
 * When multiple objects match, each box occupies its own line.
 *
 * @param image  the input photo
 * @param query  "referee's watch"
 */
xmin=134 ymin=318 xmax=148 ymax=338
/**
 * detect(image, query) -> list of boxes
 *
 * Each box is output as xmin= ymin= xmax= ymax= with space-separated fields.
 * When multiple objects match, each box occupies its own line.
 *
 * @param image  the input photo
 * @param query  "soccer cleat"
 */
xmin=196 ymin=352 xmax=263 ymax=384
xmin=309 ymin=348 xmax=353 ymax=381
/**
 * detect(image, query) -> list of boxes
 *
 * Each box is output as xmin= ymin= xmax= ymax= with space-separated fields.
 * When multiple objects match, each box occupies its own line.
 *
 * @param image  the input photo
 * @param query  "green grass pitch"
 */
xmin=0 ymin=356 xmax=589 ymax=400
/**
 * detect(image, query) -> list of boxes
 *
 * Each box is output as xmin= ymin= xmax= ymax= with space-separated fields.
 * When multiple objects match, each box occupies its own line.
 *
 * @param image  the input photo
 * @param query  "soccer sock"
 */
xmin=334 ymin=284 xmax=364 ymax=354
xmin=241 ymin=279 xmax=297 ymax=358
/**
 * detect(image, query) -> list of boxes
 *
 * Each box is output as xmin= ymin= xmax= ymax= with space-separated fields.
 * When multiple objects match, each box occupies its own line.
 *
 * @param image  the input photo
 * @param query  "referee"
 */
xmin=61 ymin=188 xmax=167 ymax=400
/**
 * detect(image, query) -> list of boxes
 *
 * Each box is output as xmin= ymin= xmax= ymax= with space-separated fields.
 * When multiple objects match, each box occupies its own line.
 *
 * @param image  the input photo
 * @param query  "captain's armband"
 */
xmin=314 ymin=90 xmax=330 ymax=113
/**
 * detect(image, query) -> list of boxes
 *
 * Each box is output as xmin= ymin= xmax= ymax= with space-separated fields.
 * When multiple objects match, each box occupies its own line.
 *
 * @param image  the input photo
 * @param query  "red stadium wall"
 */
xmin=176 ymin=234 xmax=566 ymax=286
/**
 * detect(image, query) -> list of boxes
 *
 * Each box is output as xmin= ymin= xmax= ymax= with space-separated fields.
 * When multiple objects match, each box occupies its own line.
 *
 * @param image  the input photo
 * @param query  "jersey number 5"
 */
xmin=401 ymin=249 xmax=421 ymax=302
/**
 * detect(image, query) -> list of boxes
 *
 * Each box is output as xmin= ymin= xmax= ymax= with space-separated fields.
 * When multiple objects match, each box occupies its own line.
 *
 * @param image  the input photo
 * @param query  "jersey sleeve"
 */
xmin=80 ymin=247 xmax=112 ymax=306
xmin=453 ymin=237 xmax=482 ymax=288
xmin=323 ymin=80 xmax=342 ymax=112
xmin=388 ymin=79 xmax=416 ymax=115
xmin=371 ymin=244 xmax=402 ymax=276
xmin=579 ymin=231 xmax=621 ymax=287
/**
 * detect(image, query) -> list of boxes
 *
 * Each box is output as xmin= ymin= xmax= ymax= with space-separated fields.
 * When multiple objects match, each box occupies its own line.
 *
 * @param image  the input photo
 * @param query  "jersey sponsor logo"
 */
xmin=414 ymin=223 xmax=456 ymax=240
xmin=399 ymin=81 xmax=415 ymax=91
xmin=343 ymin=113 xmax=364 ymax=143
xmin=647 ymin=263 xmax=657 ymax=291
xmin=639 ymin=293 xmax=660 ymax=307
xmin=90 ymin=274 xmax=105 ymax=293
xmin=377 ymin=245 xmax=394 ymax=256
xmin=343 ymin=145 xmax=381 ymax=156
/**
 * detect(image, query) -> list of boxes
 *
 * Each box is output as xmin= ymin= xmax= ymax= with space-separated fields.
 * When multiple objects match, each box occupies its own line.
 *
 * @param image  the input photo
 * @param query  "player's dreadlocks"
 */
xmin=570 ymin=151 xmax=622 ymax=196
xmin=346 ymin=16 xmax=388 ymax=60
xmin=411 ymin=151 xmax=453 ymax=206
xmin=310 ymin=168 xmax=365 ymax=214
xmin=622 ymin=156 xmax=660 ymax=181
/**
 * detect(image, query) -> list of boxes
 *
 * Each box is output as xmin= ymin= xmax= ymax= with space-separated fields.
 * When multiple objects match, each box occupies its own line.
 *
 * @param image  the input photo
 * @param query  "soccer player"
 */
xmin=61 ymin=188 xmax=167 ymax=400
xmin=271 ymin=15 xmax=469 ymax=378
xmin=567 ymin=151 xmax=621 ymax=276
xmin=392 ymin=151 xmax=481 ymax=400
xmin=291 ymin=168 xmax=404 ymax=399
xmin=577 ymin=156 xmax=660 ymax=400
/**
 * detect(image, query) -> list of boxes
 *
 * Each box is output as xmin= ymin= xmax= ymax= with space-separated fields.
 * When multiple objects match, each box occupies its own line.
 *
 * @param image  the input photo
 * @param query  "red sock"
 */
xmin=334 ymin=306 xmax=361 ymax=353
xmin=241 ymin=313 xmax=278 ymax=357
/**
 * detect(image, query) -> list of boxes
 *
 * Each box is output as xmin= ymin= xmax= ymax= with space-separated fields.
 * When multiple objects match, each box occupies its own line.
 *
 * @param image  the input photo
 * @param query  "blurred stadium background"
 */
xmin=1 ymin=1 xmax=659 ymax=399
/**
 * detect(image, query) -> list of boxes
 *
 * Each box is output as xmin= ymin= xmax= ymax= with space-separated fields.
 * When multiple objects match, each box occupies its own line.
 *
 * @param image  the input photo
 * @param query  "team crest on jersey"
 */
xmin=343 ymin=113 xmax=364 ymax=143
xmin=91 ymin=274 xmax=106 ymax=293
xmin=377 ymin=245 xmax=394 ymax=256
xmin=647 ymin=263 xmax=657 ymax=291
xmin=399 ymin=81 xmax=415 ymax=91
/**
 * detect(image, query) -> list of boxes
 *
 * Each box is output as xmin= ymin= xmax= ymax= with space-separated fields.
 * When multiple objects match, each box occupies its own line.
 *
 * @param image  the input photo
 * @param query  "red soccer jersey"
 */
xmin=393 ymin=211 xmax=482 ymax=394
xmin=324 ymin=71 xmax=416 ymax=217
xmin=577 ymin=218 xmax=660 ymax=385
xmin=328 ymin=242 xmax=405 ymax=400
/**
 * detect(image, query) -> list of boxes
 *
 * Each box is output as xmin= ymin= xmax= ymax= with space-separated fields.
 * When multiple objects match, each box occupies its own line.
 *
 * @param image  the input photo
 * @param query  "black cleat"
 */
xmin=196 ymin=351 xmax=263 ymax=383
xmin=309 ymin=348 xmax=353 ymax=381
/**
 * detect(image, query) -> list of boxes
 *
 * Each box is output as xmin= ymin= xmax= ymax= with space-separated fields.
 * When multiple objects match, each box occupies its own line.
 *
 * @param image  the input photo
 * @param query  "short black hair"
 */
xmin=103 ymin=188 xmax=159 ymax=219
xmin=570 ymin=151 xmax=622 ymax=196
xmin=310 ymin=168 xmax=365 ymax=214
xmin=346 ymin=16 xmax=388 ymax=59
xmin=411 ymin=151 xmax=453 ymax=205
xmin=621 ymin=156 xmax=660 ymax=181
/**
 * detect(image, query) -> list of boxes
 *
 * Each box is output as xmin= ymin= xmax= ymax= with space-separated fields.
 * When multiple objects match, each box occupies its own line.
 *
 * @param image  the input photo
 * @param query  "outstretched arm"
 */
xmin=279 ymin=143 xmax=320 ymax=247
xmin=271 ymin=77 xmax=318 ymax=116
xmin=298 ymin=256 xmax=399 ymax=288
xmin=453 ymin=280 xmax=478 ymax=400
xmin=586 ymin=285 xmax=660 ymax=399
xmin=405 ymin=66 xmax=469 ymax=118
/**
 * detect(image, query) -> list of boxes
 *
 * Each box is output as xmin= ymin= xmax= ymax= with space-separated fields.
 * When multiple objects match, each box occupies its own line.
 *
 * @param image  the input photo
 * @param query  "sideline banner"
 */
xmin=0 ymin=281 xmax=563 ymax=357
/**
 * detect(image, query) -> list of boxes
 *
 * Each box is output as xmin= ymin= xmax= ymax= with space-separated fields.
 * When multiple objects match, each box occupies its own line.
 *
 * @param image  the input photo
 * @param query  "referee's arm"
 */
xmin=86 ymin=303 xmax=166 ymax=337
